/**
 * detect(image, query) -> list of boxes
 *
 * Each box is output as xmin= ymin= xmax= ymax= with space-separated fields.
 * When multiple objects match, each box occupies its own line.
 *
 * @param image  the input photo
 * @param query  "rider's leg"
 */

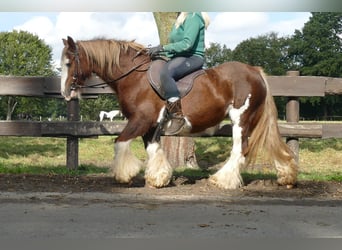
xmin=160 ymin=56 xmax=204 ymax=135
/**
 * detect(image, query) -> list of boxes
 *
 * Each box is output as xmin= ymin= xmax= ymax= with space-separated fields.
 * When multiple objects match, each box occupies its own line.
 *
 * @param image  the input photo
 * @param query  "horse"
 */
xmin=99 ymin=111 xmax=107 ymax=121
xmin=99 ymin=110 xmax=122 ymax=121
xmin=60 ymin=36 xmax=298 ymax=189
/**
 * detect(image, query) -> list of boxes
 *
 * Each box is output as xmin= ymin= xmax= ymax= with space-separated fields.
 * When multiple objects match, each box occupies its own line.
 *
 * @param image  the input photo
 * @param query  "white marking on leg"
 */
xmin=157 ymin=107 xmax=166 ymax=123
xmin=210 ymin=94 xmax=251 ymax=189
xmin=145 ymin=142 xmax=173 ymax=188
xmin=111 ymin=140 xmax=142 ymax=183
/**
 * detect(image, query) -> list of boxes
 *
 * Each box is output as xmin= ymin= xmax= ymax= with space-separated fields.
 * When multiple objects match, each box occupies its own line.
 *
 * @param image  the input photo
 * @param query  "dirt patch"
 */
xmin=1 ymin=173 xmax=342 ymax=200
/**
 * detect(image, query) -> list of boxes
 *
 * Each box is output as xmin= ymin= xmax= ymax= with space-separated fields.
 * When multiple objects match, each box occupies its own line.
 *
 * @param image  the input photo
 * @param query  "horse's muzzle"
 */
xmin=62 ymin=89 xmax=79 ymax=101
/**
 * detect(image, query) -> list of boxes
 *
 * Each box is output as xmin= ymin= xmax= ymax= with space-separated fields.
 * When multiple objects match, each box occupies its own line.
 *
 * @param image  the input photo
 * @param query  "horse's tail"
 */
xmin=245 ymin=69 xmax=298 ymax=185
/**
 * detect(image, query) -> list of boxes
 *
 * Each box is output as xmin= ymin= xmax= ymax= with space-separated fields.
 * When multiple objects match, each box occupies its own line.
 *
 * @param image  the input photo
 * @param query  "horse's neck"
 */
xmin=90 ymin=51 xmax=134 ymax=82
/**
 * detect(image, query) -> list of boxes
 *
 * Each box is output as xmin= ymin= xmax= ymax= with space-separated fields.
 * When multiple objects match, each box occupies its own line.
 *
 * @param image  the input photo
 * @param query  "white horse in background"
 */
xmin=99 ymin=110 xmax=122 ymax=121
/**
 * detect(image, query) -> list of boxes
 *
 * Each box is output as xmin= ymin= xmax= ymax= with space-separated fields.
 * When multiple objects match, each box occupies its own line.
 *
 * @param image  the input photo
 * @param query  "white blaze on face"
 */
xmin=60 ymin=56 xmax=70 ymax=98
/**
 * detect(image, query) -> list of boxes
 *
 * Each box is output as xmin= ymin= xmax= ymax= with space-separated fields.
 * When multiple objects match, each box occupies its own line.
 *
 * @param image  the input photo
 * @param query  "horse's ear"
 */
xmin=62 ymin=38 xmax=68 ymax=46
xmin=66 ymin=36 xmax=77 ymax=51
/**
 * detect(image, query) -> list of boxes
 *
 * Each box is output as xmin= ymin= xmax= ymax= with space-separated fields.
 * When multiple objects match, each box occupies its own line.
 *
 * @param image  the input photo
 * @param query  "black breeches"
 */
xmin=160 ymin=55 xmax=204 ymax=99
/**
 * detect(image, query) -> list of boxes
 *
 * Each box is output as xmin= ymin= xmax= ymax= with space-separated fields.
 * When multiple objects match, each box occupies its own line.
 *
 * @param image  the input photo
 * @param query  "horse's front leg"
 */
xmin=143 ymin=108 xmax=173 ymax=188
xmin=111 ymin=139 xmax=143 ymax=184
xmin=144 ymin=141 xmax=173 ymax=188
xmin=111 ymin=117 xmax=149 ymax=184
xmin=112 ymin=112 xmax=172 ymax=188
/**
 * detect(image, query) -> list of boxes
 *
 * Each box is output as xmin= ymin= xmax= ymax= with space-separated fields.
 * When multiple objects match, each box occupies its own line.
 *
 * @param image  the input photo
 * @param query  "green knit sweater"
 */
xmin=162 ymin=12 xmax=206 ymax=58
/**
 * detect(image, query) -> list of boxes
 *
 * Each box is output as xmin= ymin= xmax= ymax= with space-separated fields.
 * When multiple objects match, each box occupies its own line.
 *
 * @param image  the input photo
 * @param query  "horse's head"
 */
xmin=60 ymin=36 xmax=84 ymax=101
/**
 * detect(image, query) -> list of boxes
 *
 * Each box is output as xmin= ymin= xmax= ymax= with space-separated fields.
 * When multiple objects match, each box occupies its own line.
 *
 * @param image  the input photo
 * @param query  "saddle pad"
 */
xmin=147 ymin=59 xmax=205 ymax=100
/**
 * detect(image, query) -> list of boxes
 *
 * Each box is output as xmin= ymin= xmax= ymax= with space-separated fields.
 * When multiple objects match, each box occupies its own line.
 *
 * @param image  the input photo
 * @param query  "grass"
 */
xmin=0 ymin=164 xmax=107 ymax=176
xmin=296 ymin=138 xmax=342 ymax=181
xmin=0 ymin=136 xmax=341 ymax=182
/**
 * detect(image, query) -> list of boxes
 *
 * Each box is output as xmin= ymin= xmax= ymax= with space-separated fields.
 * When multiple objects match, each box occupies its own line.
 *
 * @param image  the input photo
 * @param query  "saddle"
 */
xmin=147 ymin=59 xmax=205 ymax=100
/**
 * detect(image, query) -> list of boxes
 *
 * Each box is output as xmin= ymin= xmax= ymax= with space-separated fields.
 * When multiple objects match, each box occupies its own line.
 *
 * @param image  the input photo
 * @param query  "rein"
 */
xmin=70 ymin=46 xmax=150 ymax=90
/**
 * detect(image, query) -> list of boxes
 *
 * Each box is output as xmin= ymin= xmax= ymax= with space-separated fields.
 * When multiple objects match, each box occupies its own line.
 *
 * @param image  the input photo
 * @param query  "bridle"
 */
xmin=69 ymin=43 xmax=151 ymax=91
xmin=70 ymin=44 xmax=83 ymax=90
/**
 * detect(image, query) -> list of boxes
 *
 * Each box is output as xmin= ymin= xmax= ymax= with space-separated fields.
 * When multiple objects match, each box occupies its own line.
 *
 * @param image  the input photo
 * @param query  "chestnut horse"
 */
xmin=60 ymin=36 xmax=298 ymax=189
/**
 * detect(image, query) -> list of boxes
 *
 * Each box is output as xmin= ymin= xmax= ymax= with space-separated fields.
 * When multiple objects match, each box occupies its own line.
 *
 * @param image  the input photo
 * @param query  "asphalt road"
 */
xmin=0 ymin=192 xmax=342 ymax=239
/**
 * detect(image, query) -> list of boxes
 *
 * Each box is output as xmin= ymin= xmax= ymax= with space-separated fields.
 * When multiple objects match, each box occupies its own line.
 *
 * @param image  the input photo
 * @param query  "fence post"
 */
xmin=66 ymin=99 xmax=80 ymax=170
xmin=285 ymin=71 xmax=300 ymax=163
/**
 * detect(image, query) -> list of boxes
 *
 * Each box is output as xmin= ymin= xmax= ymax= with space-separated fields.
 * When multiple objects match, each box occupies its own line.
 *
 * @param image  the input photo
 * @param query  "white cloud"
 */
xmin=206 ymin=12 xmax=272 ymax=49
xmin=14 ymin=15 xmax=55 ymax=42
xmin=206 ymin=12 xmax=311 ymax=49
xmin=53 ymin=12 xmax=159 ymax=45
xmin=11 ymin=12 xmax=311 ymax=67
xmin=209 ymin=12 xmax=268 ymax=32
xmin=267 ymin=13 xmax=311 ymax=36
xmin=120 ymin=13 xmax=159 ymax=46
xmin=14 ymin=12 xmax=159 ymax=67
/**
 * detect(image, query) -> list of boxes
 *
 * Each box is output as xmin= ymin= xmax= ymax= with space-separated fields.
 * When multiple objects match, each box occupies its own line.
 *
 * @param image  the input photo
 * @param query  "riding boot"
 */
xmin=164 ymin=99 xmax=186 ymax=135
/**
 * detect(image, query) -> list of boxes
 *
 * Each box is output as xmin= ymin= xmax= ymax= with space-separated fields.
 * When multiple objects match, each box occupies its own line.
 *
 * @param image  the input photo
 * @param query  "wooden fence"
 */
xmin=1 ymin=72 xmax=342 ymax=169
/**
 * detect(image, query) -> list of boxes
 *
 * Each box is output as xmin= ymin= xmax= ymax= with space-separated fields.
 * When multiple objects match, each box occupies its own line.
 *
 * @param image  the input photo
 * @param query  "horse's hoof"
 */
xmin=277 ymin=176 xmax=297 ymax=189
xmin=145 ymin=179 xmax=170 ymax=188
xmin=209 ymin=175 xmax=242 ymax=190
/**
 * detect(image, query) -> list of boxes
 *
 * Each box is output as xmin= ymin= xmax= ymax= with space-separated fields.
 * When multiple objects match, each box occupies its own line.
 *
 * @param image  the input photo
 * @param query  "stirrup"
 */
xmin=164 ymin=98 xmax=185 ymax=135
xmin=164 ymin=116 xmax=186 ymax=135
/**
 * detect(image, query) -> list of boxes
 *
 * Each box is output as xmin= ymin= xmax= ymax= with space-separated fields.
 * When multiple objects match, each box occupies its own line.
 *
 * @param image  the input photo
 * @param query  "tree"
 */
xmin=289 ymin=12 xmax=342 ymax=119
xmin=205 ymin=42 xmax=232 ymax=68
xmin=0 ymin=30 xmax=56 ymax=120
xmin=290 ymin=13 xmax=342 ymax=77
xmin=232 ymin=32 xmax=292 ymax=75
xmin=153 ymin=12 xmax=178 ymax=44
xmin=153 ymin=12 xmax=199 ymax=169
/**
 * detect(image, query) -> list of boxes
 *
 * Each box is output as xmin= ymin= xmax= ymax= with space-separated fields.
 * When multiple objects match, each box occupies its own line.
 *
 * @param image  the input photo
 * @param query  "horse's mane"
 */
xmin=77 ymin=38 xmax=146 ymax=77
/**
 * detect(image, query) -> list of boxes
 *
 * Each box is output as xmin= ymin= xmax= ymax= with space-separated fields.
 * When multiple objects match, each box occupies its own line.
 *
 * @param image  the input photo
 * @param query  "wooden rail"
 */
xmin=1 ymin=73 xmax=342 ymax=169
xmin=0 ymin=121 xmax=339 ymax=139
xmin=1 ymin=74 xmax=342 ymax=97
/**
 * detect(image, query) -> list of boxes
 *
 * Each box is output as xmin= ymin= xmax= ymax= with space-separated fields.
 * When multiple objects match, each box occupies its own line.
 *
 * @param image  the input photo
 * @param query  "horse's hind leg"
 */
xmin=209 ymin=95 xmax=251 ymax=189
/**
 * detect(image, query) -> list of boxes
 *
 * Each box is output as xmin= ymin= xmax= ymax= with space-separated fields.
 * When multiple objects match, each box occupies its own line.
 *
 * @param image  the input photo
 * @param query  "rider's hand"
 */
xmin=147 ymin=45 xmax=164 ymax=58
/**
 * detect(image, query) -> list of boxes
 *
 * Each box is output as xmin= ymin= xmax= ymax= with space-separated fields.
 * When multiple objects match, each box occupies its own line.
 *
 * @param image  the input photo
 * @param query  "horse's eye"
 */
xmin=66 ymin=62 xmax=71 ymax=67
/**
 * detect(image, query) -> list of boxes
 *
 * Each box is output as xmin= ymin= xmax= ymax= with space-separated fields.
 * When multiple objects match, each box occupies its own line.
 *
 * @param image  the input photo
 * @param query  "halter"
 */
xmin=69 ymin=44 xmax=150 ymax=91
xmin=70 ymin=44 xmax=83 ymax=91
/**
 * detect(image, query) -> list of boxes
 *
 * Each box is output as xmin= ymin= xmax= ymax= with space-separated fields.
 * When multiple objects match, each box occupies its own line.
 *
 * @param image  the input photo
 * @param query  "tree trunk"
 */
xmin=153 ymin=12 xmax=199 ymax=169
xmin=153 ymin=12 xmax=178 ymax=44
xmin=6 ymin=96 xmax=17 ymax=120
xmin=161 ymin=136 xmax=199 ymax=169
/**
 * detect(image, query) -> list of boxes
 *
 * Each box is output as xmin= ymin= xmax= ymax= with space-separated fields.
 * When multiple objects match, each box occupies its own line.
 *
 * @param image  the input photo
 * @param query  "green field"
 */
xmin=0 ymin=136 xmax=341 ymax=181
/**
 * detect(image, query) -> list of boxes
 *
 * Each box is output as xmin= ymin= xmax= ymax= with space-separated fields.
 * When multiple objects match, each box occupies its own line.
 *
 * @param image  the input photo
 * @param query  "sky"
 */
xmin=0 ymin=12 xmax=312 ymax=68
